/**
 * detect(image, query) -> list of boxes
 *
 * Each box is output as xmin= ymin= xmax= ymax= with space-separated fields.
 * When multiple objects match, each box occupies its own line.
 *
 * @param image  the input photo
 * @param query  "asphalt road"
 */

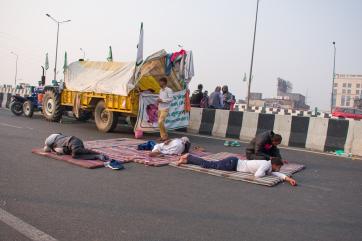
xmin=0 ymin=108 xmax=362 ymax=241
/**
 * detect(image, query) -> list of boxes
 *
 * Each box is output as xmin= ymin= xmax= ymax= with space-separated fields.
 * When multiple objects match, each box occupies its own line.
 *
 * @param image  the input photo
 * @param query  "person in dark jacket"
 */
xmin=246 ymin=131 xmax=282 ymax=160
xmin=190 ymin=84 xmax=204 ymax=107
xmin=43 ymin=133 xmax=107 ymax=160
xmin=222 ymin=85 xmax=233 ymax=110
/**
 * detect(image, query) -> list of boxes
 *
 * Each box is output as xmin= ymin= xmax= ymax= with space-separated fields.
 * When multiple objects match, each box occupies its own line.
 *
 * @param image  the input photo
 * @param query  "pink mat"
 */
xmin=84 ymin=138 xmax=211 ymax=167
xmin=32 ymin=148 xmax=105 ymax=169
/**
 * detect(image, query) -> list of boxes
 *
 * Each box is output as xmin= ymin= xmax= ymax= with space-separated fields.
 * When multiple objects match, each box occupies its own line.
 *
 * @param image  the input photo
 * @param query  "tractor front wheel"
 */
xmin=23 ymin=100 xmax=34 ymax=118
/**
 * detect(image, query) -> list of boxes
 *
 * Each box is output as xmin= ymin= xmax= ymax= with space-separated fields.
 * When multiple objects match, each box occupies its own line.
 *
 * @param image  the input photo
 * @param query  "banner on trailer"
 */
xmin=135 ymin=90 xmax=189 ymax=132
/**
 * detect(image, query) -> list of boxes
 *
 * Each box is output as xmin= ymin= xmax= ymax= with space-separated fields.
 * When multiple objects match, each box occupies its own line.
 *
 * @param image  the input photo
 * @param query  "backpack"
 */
xmin=200 ymin=96 xmax=208 ymax=108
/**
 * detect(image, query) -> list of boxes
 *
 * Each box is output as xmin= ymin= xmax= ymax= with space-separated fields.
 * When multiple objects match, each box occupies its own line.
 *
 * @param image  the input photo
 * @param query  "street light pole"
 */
xmin=10 ymin=51 xmax=18 ymax=87
xmin=247 ymin=0 xmax=260 ymax=110
xmin=331 ymin=42 xmax=336 ymax=113
xmin=46 ymin=14 xmax=71 ymax=82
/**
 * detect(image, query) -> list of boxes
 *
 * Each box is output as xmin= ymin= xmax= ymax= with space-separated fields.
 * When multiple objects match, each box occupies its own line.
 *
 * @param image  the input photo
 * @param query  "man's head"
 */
xmin=271 ymin=134 xmax=282 ymax=146
xmin=215 ymin=86 xmax=221 ymax=92
xmin=222 ymin=85 xmax=228 ymax=94
xmin=198 ymin=84 xmax=203 ymax=91
xmin=159 ymin=77 xmax=168 ymax=88
xmin=181 ymin=137 xmax=191 ymax=154
xmin=271 ymin=156 xmax=284 ymax=172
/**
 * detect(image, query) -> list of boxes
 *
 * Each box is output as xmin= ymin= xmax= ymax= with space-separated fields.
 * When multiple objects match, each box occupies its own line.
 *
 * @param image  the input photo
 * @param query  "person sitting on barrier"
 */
xmin=43 ymin=133 xmax=108 ymax=160
xmin=246 ymin=131 xmax=283 ymax=161
xmin=176 ymin=154 xmax=297 ymax=186
xmin=149 ymin=137 xmax=191 ymax=157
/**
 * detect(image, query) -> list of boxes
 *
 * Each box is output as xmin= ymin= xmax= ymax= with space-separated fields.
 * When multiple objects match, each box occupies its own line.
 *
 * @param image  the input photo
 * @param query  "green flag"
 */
xmin=136 ymin=22 xmax=144 ymax=66
xmin=107 ymin=46 xmax=113 ymax=62
xmin=45 ymin=53 xmax=49 ymax=70
xmin=63 ymin=51 xmax=68 ymax=70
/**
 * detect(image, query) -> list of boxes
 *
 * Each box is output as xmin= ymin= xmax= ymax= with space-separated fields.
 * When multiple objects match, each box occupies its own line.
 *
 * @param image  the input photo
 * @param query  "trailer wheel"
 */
xmin=94 ymin=100 xmax=118 ymax=132
xmin=42 ymin=89 xmax=63 ymax=122
xmin=129 ymin=117 xmax=137 ymax=128
xmin=23 ymin=100 xmax=34 ymax=118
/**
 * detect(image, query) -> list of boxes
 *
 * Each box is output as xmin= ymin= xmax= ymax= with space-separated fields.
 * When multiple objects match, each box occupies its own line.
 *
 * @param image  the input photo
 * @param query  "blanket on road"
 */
xmin=169 ymin=152 xmax=305 ymax=187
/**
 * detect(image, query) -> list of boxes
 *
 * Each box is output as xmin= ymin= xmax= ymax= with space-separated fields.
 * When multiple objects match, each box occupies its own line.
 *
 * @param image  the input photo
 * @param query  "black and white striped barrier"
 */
xmin=188 ymin=108 xmax=362 ymax=156
xmin=236 ymin=105 xmax=333 ymax=118
xmin=0 ymin=88 xmax=32 ymax=108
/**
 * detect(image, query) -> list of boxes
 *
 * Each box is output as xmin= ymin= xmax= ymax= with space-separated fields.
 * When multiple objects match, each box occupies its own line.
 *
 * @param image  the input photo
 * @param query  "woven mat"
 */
xmin=32 ymin=148 xmax=105 ymax=169
xmin=85 ymin=138 xmax=210 ymax=167
xmin=169 ymin=152 xmax=305 ymax=187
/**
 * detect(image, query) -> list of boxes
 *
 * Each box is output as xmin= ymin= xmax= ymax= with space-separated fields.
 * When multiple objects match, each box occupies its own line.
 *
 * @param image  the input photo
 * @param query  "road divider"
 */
xmin=187 ymin=108 xmax=362 ymax=156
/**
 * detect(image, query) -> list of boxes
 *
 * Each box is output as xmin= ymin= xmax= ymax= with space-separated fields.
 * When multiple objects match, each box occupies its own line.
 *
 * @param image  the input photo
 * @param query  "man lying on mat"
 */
xmin=43 ymin=133 xmax=107 ymax=160
xmin=149 ymin=137 xmax=191 ymax=157
xmin=246 ymin=131 xmax=286 ymax=163
xmin=176 ymin=154 xmax=297 ymax=186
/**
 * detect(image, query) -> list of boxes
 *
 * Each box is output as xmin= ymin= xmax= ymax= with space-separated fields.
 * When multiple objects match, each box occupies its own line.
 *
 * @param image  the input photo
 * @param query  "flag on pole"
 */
xmin=136 ymin=22 xmax=144 ymax=66
xmin=45 ymin=53 xmax=49 ymax=70
xmin=107 ymin=46 xmax=113 ymax=62
xmin=63 ymin=51 xmax=68 ymax=70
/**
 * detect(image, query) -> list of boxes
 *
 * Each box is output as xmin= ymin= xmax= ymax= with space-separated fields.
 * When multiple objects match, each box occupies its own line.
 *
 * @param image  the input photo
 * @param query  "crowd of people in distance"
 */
xmin=190 ymin=84 xmax=236 ymax=110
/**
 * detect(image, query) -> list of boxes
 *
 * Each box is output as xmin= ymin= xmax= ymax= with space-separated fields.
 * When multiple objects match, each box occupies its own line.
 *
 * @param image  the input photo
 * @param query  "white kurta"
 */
xmin=237 ymin=159 xmax=287 ymax=180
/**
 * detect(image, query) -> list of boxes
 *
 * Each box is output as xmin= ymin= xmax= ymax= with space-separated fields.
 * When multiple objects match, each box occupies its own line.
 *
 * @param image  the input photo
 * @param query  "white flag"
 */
xmin=136 ymin=22 xmax=144 ymax=66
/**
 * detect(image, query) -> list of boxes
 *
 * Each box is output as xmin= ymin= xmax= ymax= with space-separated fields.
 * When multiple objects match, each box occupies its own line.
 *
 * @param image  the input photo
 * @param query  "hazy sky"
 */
xmin=1 ymin=0 xmax=361 ymax=110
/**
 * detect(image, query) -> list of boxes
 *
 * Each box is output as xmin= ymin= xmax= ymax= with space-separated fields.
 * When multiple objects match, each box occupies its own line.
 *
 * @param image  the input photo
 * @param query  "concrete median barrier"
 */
xmin=0 ymin=87 xmax=32 ymax=108
xmin=187 ymin=107 xmax=362 ymax=156
xmin=212 ymin=109 xmax=229 ymax=137
xmin=273 ymin=114 xmax=292 ymax=146
xmin=305 ymin=117 xmax=329 ymax=152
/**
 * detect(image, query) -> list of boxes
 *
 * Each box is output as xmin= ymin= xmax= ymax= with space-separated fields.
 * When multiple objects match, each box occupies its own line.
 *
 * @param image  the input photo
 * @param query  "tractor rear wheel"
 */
xmin=42 ymin=89 xmax=63 ymax=122
xmin=94 ymin=100 xmax=118 ymax=132
xmin=10 ymin=101 xmax=23 ymax=116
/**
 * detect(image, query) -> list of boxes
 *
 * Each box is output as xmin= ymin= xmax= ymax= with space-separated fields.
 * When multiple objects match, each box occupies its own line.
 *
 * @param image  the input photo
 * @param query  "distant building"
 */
xmin=273 ymin=78 xmax=309 ymax=110
xmin=354 ymin=98 xmax=362 ymax=109
xmin=334 ymin=74 xmax=362 ymax=108
xmin=249 ymin=92 xmax=263 ymax=100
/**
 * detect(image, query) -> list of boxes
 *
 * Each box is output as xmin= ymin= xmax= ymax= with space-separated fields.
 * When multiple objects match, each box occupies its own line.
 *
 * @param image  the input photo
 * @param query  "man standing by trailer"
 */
xmin=157 ymin=77 xmax=173 ymax=141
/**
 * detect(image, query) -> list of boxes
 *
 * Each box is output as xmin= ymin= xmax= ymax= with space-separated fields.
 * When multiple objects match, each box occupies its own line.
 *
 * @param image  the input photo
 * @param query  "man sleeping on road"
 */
xmin=176 ymin=154 xmax=297 ymax=186
xmin=43 ymin=133 xmax=107 ymax=160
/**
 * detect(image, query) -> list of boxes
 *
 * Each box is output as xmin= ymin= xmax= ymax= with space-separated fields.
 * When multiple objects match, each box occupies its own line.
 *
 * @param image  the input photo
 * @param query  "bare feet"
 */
xmin=176 ymin=153 xmax=189 ymax=166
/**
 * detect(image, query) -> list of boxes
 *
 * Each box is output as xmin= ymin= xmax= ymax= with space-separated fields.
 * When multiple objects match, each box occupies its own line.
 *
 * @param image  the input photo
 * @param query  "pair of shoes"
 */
xmin=224 ymin=140 xmax=241 ymax=147
xmin=224 ymin=141 xmax=231 ymax=146
xmin=230 ymin=141 xmax=241 ymax=147
xmin=104 ymin=160 xmax=124 ymax=170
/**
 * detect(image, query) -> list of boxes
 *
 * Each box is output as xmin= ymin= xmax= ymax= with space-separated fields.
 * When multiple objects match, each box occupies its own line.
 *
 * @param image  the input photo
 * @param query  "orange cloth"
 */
xmin=185 ymin=89 xmax=191 ymax=112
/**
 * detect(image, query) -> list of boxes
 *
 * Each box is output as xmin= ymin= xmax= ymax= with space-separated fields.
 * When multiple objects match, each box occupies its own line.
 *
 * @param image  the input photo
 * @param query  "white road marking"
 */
xmin=0 ymin=122 xmax=23 ymax=129
xmin=0 ymin=208 xmax=58 ymax=241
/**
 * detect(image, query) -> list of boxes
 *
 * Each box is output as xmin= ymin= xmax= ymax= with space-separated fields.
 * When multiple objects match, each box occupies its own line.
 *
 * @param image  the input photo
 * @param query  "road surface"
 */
xmin=0 ymin=109 xmax=361 ymax=241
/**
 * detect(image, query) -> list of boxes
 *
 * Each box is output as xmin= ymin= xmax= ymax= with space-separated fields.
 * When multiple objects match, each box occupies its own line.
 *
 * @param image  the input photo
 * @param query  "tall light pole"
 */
xmin=330 ymin=42 xmax=336 ymax=113
xmin=80 ymin=48 xmax=85 ymax=59
xmin=247 ymin=0 xmax=260 ymax=110
xmin=46 ymin=14 xmax=71 ymax=82
xmin=10 ymin=51 xmax=18 ymax=87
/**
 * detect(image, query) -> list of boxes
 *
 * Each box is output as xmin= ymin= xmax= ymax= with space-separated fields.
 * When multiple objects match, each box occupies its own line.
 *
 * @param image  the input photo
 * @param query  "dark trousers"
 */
xmin=187 ymin=155 xmax=238 ymax=171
